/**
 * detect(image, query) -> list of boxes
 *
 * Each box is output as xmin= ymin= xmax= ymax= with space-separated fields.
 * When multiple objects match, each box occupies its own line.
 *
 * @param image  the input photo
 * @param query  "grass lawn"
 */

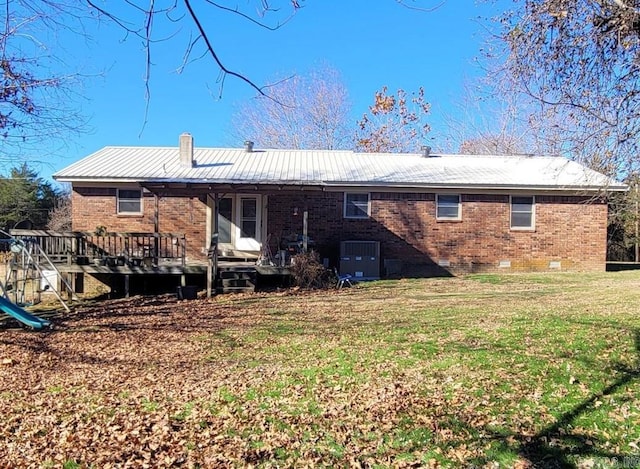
xmin=1 ymin=271 xmax=640 ymax=468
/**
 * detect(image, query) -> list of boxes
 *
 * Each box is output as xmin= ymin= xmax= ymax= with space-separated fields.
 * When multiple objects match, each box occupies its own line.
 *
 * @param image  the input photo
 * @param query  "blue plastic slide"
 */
xmin=0 ymin=296 xmax=50 ymax=330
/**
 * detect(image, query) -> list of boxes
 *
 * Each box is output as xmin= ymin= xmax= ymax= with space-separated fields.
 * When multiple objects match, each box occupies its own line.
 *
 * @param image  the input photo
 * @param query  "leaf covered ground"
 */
xmin=1 ymin=272 xmax=640 ymax=468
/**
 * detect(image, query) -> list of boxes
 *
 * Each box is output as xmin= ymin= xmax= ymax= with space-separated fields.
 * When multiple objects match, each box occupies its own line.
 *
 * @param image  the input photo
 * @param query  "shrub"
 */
xmin=290 ymin=251 xmax=334 ymax=289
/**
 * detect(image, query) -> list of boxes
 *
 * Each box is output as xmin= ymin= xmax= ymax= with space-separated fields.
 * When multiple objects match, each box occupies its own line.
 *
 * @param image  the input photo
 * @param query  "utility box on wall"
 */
xmin=340 ymin=241 xmax=380 ymax=279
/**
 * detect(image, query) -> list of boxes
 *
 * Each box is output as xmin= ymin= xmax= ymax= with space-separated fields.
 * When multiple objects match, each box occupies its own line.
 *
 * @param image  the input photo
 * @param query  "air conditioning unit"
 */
xmin=339 ymin=241 xmax=380 ymax=279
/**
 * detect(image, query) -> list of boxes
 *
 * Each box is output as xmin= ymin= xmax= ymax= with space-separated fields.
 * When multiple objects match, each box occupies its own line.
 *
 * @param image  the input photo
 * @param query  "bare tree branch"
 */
xmin=202 ymin=0 xmax=297 ymax=30
xmin=138 ymin=0 xmax=155 ymax=136
xmin=484 ymin=0 xmax=640 ymax=179
xmin=0 ymin=1 xmax=88 ymax=165
xmin=395 ymin=0 xmax=446 ymax=12
xmin=182 ymin=0 xmax=269 ymax=98
xmin=84 ymin=0 xmax=443 ymax=102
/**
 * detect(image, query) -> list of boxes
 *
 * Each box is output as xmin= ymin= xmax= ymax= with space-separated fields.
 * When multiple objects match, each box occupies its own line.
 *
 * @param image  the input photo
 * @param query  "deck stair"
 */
xmin=217 ymin=267 xmax=257 ymax=293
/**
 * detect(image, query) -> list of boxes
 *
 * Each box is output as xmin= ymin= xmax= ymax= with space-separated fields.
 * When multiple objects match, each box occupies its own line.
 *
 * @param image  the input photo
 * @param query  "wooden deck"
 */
xmin=8 ymin=230 xmax=291 ymax=295
xmin=10 ymin=229 xmax=187 ymax=267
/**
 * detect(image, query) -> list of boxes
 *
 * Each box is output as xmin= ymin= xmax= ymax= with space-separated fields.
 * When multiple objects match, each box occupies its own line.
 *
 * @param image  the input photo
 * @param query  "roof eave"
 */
xmin=56 ymin=176 xmax=628 ymax=193
xmin=54 ymin=176 xmax=143 ymax=184
xmin=322 ymin=181 xmax=629 ymax=192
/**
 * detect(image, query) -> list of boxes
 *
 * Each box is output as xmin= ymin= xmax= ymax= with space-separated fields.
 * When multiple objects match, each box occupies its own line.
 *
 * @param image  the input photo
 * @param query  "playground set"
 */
xmin=0 ymin=231 xmax=76 ymax=330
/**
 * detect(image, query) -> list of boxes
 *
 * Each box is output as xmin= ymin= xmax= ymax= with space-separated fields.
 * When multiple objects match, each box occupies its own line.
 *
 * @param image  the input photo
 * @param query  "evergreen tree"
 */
xmin=0 ymin=164 xmax=59 ymax=230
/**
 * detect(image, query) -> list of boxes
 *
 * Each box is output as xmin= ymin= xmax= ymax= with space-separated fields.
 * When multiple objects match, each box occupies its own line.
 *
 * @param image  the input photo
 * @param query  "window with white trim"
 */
xmin=510 ymin=196 xmax=535 ymax=229
xmin=117 ymin=189 xmax=142 ymax=214
xmin=436 ymin=194 xmax=461 ymax=220
xmin=344 ymin=193 xmax=369 ymax=219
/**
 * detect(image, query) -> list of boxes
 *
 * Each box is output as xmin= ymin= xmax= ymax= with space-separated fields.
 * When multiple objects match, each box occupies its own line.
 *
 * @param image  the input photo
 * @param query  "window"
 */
xmin=239 ymin=197 xmax=257 ymax=239
xmin=344 ymin=193 xmax=369 ymax=218
xmin=436 ymin=194 xmax=461 ymax=220
xmin=511 ymin=196 xmax=535 ymax=229
xmin=117 ymin=189 xmax=142 ymax=214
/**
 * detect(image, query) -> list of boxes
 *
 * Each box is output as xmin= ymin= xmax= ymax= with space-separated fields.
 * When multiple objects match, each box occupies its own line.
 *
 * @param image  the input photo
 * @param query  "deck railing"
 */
xmin=9 ymin=230 xmax=186 ymax=267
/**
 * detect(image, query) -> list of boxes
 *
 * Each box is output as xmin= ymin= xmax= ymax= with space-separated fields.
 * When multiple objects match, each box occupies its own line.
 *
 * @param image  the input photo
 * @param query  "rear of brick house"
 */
xmin=56 ymin=134 xmax=626 ymax=278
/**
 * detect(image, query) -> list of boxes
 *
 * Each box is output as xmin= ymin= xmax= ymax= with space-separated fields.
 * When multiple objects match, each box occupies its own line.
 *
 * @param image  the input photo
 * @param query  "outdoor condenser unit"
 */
xmin=339 ymin=241 xmax=380 ymax=280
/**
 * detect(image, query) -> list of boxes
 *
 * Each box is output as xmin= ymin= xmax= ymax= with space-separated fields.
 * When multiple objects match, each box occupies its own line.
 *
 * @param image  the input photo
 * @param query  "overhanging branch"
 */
xmin=183 ymin=0 xmax=268 ymax=98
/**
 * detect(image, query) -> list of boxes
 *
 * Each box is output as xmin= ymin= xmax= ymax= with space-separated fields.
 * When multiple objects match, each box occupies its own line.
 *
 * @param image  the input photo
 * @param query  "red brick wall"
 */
xmin=72 ymin=187 xmax=608 ymax=274
xmin=157 ymin=197 xmax=207 ymax=260
xmin=71 ymin=187 xmax=207 ymax=261
xmin=266 ymin=192 xmax=608 ymax=275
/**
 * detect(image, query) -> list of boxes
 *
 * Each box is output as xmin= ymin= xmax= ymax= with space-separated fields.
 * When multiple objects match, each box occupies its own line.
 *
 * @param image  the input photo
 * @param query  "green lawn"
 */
xmin=1 ymin=271 xmax=639 ymax=467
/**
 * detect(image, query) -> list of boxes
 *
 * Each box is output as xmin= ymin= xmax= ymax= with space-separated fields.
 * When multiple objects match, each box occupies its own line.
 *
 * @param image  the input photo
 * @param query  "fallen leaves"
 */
xmin=1 ymin=273 xmax=639 ymax=467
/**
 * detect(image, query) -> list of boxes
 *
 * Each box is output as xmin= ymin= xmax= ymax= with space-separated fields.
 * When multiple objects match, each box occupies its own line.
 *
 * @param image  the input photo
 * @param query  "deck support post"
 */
xmin=154 ymin=194 xmax=160 ymax=265
xmin=207 ymin=193 xmax=220 ymax=298
xmin=207 ymin=258 xmax=213 ymax=298
xmin=62 ymin=273 xmax=75 ymax=299
xmin=124 ymin=274 xmax=130 ymax=298
xmin=302 ymin=209 xmax=308 ymax=253
xmin=75 ymin=273 xmax=84 ymax=294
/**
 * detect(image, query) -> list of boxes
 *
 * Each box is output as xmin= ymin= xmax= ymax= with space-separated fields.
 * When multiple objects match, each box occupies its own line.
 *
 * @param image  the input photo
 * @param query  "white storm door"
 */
xmin=235 ymin=195 xmax=262 ymax=251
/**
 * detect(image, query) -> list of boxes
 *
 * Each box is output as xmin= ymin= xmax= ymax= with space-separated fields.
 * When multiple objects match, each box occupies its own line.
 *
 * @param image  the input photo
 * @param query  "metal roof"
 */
xmin=53 ymin=146 xmax=626 ymax=191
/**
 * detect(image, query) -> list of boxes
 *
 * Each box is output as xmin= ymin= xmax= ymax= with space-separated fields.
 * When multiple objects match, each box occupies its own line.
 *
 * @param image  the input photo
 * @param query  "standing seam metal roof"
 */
xmin=53 ymin=146 xmax=626 ymax=191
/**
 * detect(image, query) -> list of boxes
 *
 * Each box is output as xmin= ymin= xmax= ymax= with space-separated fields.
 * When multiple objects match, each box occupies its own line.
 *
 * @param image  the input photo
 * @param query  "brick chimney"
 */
xmin=179 ymin=132 xmax=194 ymax=167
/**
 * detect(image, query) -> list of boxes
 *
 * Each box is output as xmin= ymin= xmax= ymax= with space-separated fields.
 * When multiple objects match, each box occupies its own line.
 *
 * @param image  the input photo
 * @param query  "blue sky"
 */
xmin=21 ymin=1 xmax=509 ymax=182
